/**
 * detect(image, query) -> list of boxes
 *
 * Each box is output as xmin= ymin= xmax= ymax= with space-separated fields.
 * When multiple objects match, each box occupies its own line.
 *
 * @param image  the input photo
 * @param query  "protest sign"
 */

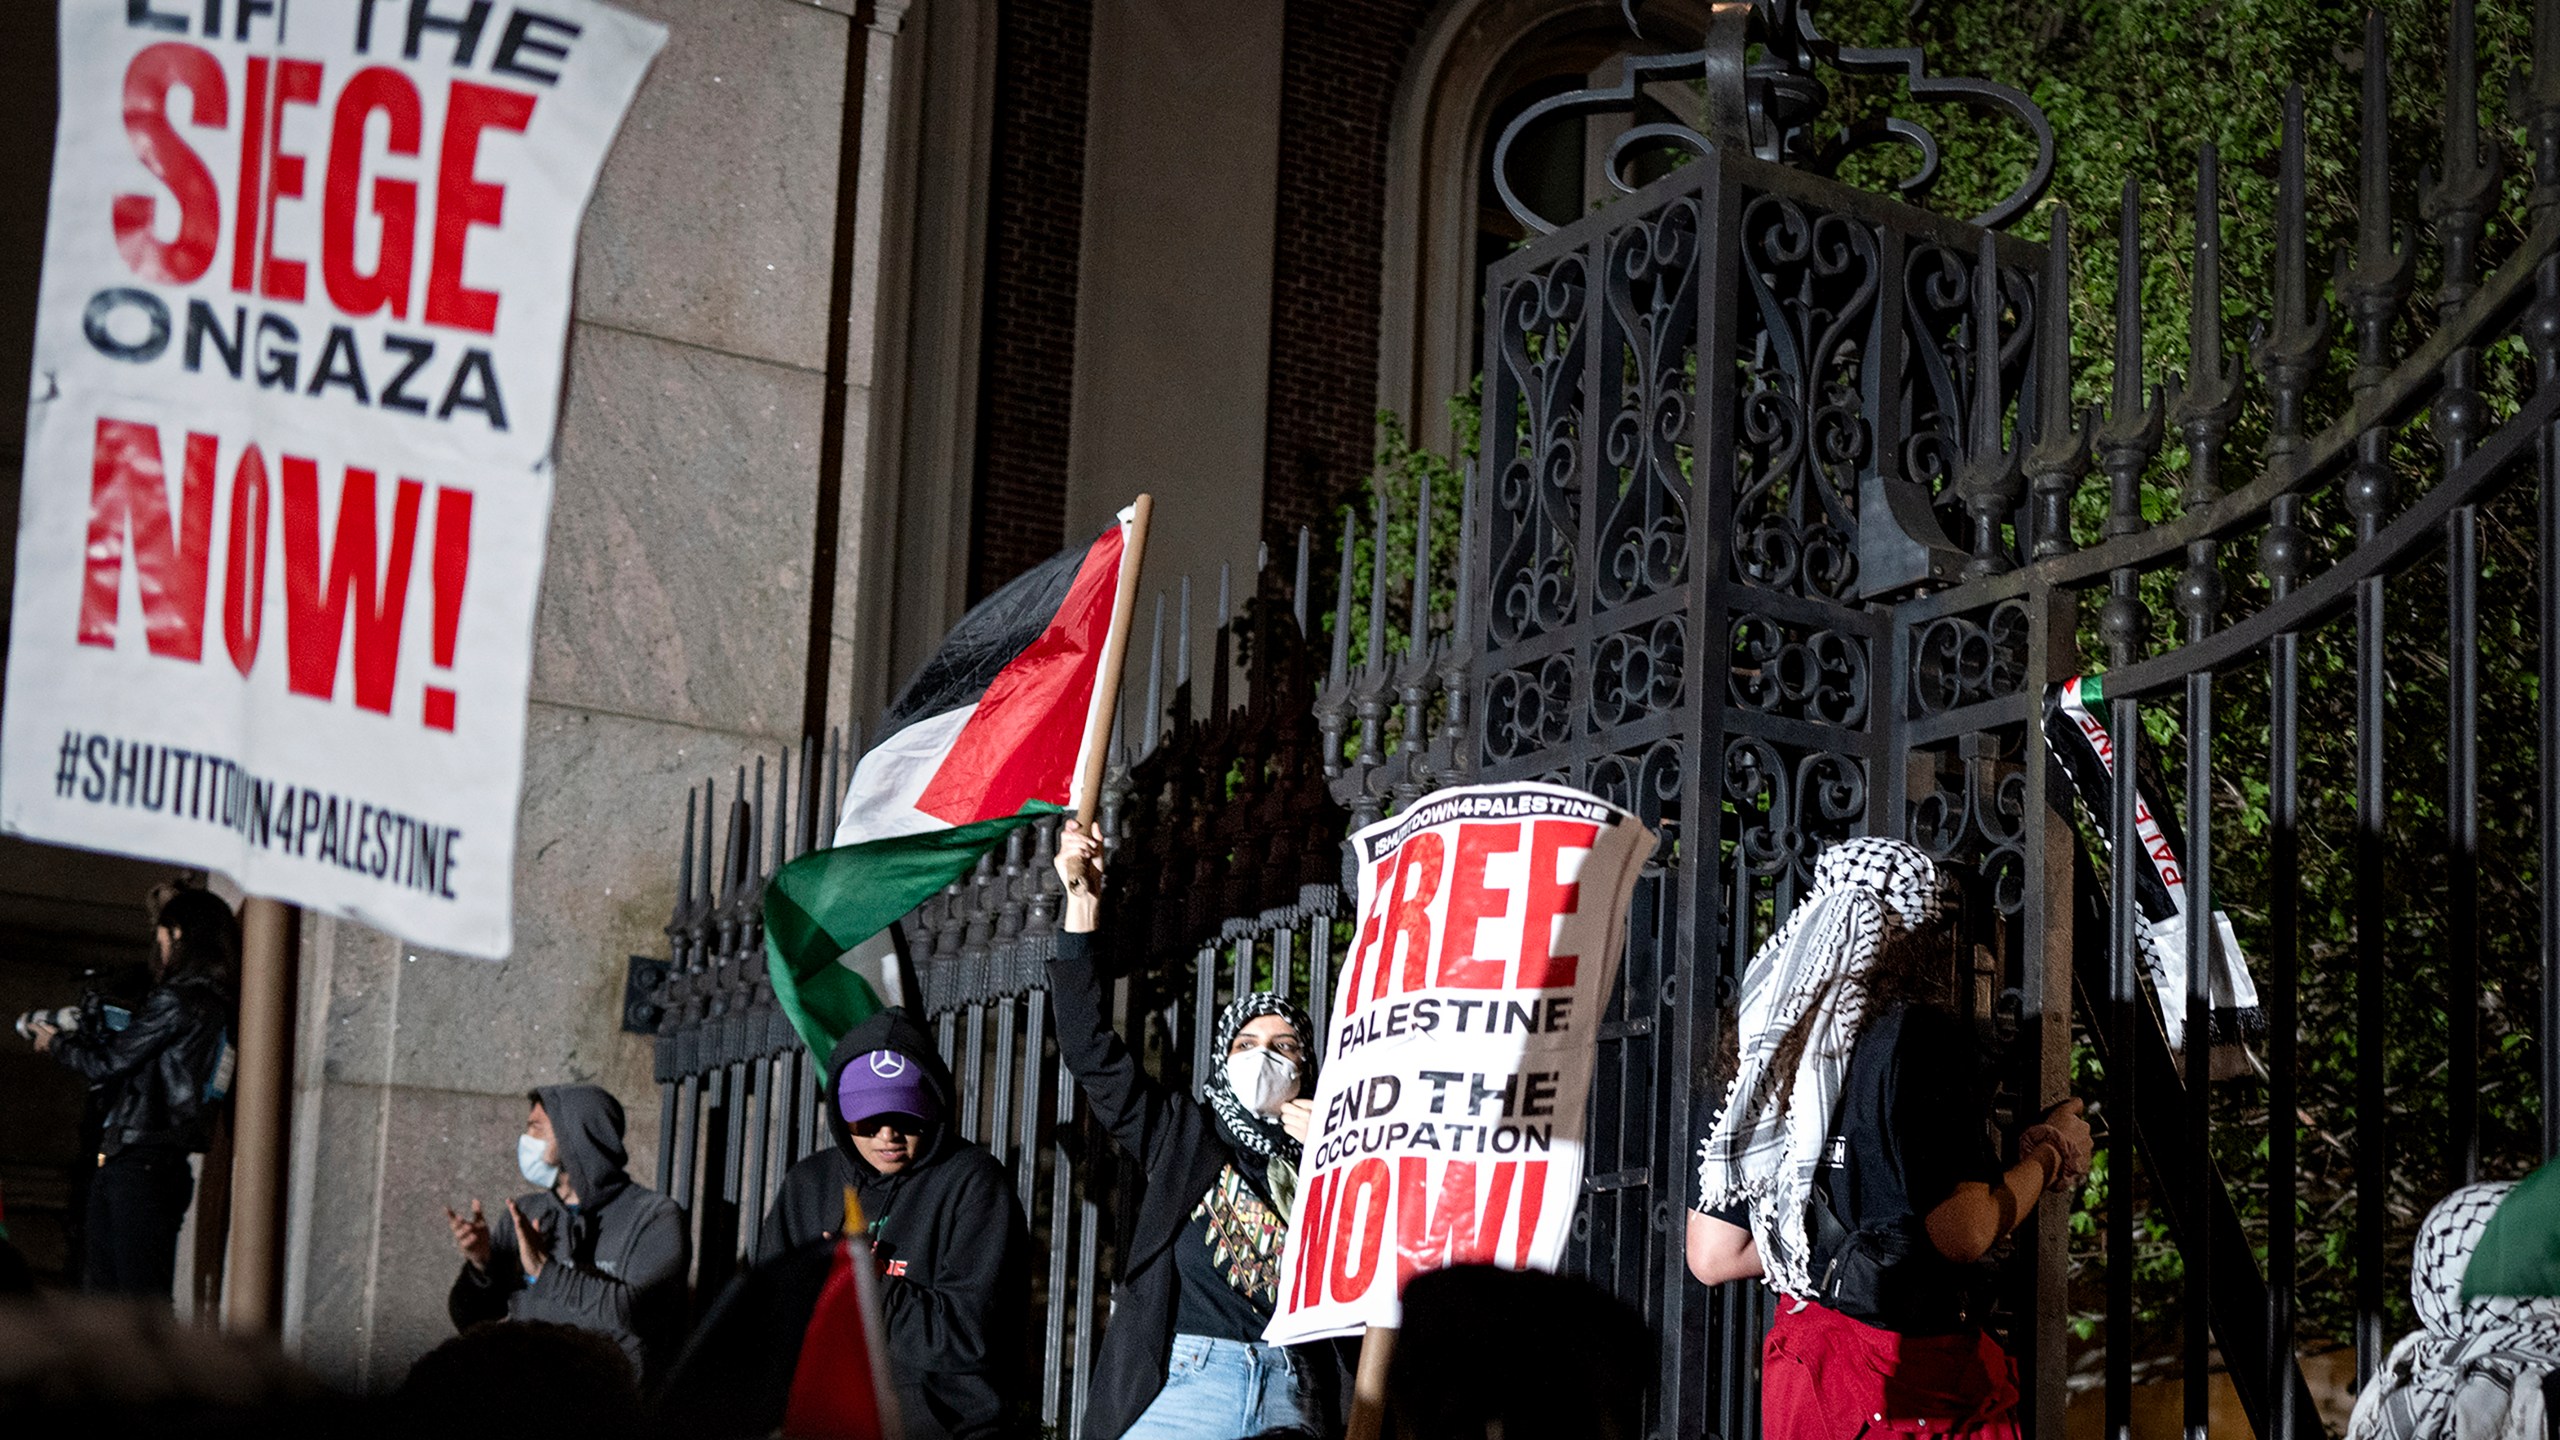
xmin=1264 ymin=781 xmax=1654 ymax=1344
xmin=1 ymin=0 xmax=665 ymax=957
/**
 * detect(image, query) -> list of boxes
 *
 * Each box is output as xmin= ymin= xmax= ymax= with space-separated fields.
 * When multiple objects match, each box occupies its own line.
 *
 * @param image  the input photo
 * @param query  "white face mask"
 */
xmin=1224 ymin=1047 xmax=1300 ymax=1115
xmin=517 ymin=1133 xmax=561 ymax=1189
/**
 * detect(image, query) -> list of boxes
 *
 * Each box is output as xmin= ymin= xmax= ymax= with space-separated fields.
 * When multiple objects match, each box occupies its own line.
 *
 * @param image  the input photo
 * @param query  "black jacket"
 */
xmin=50 ymin=969 xmax=232 ymax=1155
xmin=745 ymin=1010 xmax=1030 ymax=1439
xmin=1046 ymin=929 xmax=1350 ymax=1439
xmin=449 ymin=1084 xmax=691 ymax=1380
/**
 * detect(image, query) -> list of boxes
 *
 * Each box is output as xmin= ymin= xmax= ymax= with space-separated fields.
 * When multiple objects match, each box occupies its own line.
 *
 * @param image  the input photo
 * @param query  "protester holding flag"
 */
xmin=1688 ymin=838 xmax=2091 ymax=1440
xmin=1046 ymin=821 xmax=1346 ymax=1440
xmin=749 ymin=1008 xmax=1030 ymax=1438
xmin=763 ymin=508 xmax=1144 ymax=1062
xmin=444 ymin=1085 xmax=690 ymax=1382
xmin=702 ymin=506 xmax=1143 ymax=1437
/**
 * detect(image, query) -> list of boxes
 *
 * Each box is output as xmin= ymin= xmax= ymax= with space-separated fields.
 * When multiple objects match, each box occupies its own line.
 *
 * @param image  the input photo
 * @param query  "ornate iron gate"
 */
xmin=1443 ymin=0 xmax=2560 ymax=1436
xmin=1467 ymin=136 xmax=2062 ymax=1440
xmin=638 ymin=2 xmax=2560 ymax=1437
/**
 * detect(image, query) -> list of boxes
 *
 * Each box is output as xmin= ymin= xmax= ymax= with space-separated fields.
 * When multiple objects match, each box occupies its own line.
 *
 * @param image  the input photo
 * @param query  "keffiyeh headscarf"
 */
xmin=2349 ymin=1183 xmax=2560 ymax=1440
xmin=1696 ymin=836 xmax=1952 ymax=1299
xmin=1203 ymin=990 xmax=1316 ymax=1165
xmin=1197 ymin=990 xmax=1315 ymax=1305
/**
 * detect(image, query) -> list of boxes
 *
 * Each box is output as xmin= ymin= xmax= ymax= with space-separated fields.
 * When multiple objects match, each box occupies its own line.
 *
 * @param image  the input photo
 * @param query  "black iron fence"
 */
xmin=640 ymin=541 xmax=1361 ymax=1437
xmin=1468 ymin=0 xmax=2560 ymax=1435
xmin=634 ymin=2 xmax=2560 ymax=1436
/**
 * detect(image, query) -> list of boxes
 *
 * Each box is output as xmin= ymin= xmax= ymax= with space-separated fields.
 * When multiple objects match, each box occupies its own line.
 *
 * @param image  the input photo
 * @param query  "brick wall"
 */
xmin=1260 ymin=0 xmax=1433 ymax=571
xmin=969 ymin=0 xmax=1092 ymax=601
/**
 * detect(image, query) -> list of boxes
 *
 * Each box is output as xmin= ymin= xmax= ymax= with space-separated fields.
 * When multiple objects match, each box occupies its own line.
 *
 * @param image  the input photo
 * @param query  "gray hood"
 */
xmin=532 ymin=1083 xmax=630 ymax=1209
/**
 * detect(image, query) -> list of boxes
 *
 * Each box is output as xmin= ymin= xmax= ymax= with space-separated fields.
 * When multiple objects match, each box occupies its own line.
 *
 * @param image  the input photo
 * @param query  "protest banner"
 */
xmin=1 ymin=0 xmax=666 ymax=957
xmin=1264 ymin=781 xmax=1654 ymax=1345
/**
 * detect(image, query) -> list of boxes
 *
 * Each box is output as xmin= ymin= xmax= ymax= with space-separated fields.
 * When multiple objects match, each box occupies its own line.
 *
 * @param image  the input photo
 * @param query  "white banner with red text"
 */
xmin=1 ymin=0 xmax=665 ymax=957
xmin=1262 ymin=782 xmax=1654 ymax=1344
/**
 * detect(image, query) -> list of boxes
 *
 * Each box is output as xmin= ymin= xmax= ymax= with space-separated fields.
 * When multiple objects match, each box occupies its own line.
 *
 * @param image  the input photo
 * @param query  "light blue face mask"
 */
xmin=517 ymin=1133 xmax=561 ymax=1189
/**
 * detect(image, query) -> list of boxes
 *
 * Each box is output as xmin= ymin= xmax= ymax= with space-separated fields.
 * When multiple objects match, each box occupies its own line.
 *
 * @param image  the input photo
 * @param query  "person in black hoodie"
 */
xmin=1048 ymin=820 xmax=1345 ymax=1440
xmin=664 ymin=1009 xmax=1028 ymax=1439
xmin=28 ymin=886 xmax=237 ymax=1298
xmin=444 ymin=1084 xmax=690 ymax=1382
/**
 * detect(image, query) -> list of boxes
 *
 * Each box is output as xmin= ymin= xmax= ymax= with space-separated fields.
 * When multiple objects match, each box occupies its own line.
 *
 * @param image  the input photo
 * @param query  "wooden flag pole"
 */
xmin=224 ymin=895 xmax=299 ymax=1332
xmin=1073 ymin=494 xmax=1153 ymax=827
xmin=1345 ymin=1324 xmax=1397 ymax=1440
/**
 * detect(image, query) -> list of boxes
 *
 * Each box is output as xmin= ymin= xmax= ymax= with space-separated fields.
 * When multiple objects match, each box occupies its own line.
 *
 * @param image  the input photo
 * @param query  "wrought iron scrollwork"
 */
xmin=1729 ymin=616 xmax=1868 ymax=725
xmin=1599 ymin=199 xmax=1702 ymax=612
xmin=1905 ymin=734 xmax=2029 ymax=915
xmin=1725 ymin=737 xmax=1866 ymax=886
xmin=1492 ymin=258 xmax=1588 ymax=645
xmin=1588 ymin=739 xmax=1684 ymax=842
xmin=1908 ymin=599 xmax=2029 ymax=716
xmin=1595 ymin=618 xmax=1688 ymax=729
xmin=1486 ymin=653 xmax=1578 ymax=763
xmin=1491 ymin=0 xmax=2055 ymax=236
xmin=1734 ymin=194 xmax=1876 ymax=598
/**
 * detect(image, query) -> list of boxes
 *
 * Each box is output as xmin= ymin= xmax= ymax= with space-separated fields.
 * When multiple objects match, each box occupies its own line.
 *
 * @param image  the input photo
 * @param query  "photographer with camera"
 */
xmin=20 ymin=887 xmax=237 ymax=1299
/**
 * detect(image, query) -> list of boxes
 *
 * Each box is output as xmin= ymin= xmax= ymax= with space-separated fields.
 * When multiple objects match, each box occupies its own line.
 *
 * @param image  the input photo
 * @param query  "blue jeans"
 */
xmin=1121 ymin=1333 xmax=1315 ymax=1439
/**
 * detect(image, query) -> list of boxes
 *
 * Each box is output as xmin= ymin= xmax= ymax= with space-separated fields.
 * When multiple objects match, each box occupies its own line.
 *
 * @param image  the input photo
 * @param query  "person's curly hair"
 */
xmin=1705 ymin=907 xmax=1963 ymax=1111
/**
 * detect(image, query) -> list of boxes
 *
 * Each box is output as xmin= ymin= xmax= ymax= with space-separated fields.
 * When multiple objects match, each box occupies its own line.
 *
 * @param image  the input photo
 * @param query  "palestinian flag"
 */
xmin=764 ymin=505 xmax=1142 ymax=1055
xmin=783 ymin=1222 xmax=901 ymax=1439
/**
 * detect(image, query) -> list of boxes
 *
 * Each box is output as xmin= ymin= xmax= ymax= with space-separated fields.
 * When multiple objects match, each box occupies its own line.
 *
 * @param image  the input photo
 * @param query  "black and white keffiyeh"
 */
xmin=1696 ymin=836 xmax=1951 ymax=1299
xmin=1202 ymin=989 xmax=1316 ymax=1236
xmin=1203 ymin=990 xmax=1314 ymax=1165
xmin=2349 ymin=1183 xmax=2560 ymax=1440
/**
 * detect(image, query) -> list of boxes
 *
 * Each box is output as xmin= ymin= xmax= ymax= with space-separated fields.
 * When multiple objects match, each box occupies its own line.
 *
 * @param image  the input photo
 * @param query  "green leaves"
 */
xmin=1818 ymin=0 xmax=2550 ymax=1371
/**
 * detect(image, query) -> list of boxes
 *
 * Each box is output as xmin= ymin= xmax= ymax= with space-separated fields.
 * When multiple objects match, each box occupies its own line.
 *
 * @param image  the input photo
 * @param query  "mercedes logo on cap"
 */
xmin=869 ymin=1053 xmax=908 ymax=1077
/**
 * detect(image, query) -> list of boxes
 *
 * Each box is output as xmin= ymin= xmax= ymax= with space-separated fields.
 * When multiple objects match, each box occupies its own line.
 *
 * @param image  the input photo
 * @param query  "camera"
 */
xmin=12 ymin=997 xmax=131 ymax=1043
xmin=13 ymin=1005 xmax=81 ymax=1041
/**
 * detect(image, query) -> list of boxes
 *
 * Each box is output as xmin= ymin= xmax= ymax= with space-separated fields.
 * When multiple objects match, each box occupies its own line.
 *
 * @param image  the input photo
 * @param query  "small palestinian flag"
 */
xmin=782 ymin=1198 xmax=902 ymax=1440
xmin=764 ymin=505 xmax=1141 ymax=1056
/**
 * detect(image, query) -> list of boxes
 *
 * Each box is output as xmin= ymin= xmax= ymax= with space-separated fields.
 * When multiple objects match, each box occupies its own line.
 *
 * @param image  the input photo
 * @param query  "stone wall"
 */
xmin=278 ymin=0 xmax=857 ymax=1388
xmin=0 ymin=0 xmax=1470 ymax=1390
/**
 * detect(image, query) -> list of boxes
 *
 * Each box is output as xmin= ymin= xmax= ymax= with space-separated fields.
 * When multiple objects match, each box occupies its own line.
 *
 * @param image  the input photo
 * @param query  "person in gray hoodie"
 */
xmin=444 ymin=1084 xmax=690 ymax=1381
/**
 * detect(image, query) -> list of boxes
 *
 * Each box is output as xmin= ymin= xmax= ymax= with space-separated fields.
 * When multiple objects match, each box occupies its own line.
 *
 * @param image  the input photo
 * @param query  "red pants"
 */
xmin=1761 ymin=1298 xmax=2022 ymax=1439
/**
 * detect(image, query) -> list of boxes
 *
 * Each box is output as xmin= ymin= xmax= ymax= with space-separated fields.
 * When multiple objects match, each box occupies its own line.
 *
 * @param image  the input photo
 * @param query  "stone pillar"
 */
xmin=832 ymin=0 xmax=999 ymax=735
xmin=278 ymin=0 xmax=863 ymax=1388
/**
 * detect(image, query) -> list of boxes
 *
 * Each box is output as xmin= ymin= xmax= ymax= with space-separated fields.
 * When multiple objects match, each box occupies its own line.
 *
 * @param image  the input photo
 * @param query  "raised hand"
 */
xmin=1054 ymin=819 xmax=1105 ymax=898
xmin=445 ymin=1199 xmax=492 ymax=1270
xmin=1054 ymin=820 xmax=1106 ymax=932
xmin=507 ymin=1197 xmax=550 ymax=1278
xmin=1279 ymin=1099 xmax=1313 ymax=1144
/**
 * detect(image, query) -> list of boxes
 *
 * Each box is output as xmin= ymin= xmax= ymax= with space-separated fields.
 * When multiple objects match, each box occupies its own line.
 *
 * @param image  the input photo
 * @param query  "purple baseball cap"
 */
xmin=837 ymin=1049 xmax=941 ymax=1127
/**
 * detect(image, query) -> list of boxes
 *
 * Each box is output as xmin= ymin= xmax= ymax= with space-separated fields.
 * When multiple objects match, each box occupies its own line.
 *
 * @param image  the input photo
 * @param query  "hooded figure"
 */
xmin=449 ymin=1084 xmax=690 ymax=1381
xmin=2348 ymin=1181 xmax=2560 ymax=1440
xmin=714 ymin=1009 xmax=1028 ymax=1439
xmin=1044 ymin=917 xmax=1350 ymax=1440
